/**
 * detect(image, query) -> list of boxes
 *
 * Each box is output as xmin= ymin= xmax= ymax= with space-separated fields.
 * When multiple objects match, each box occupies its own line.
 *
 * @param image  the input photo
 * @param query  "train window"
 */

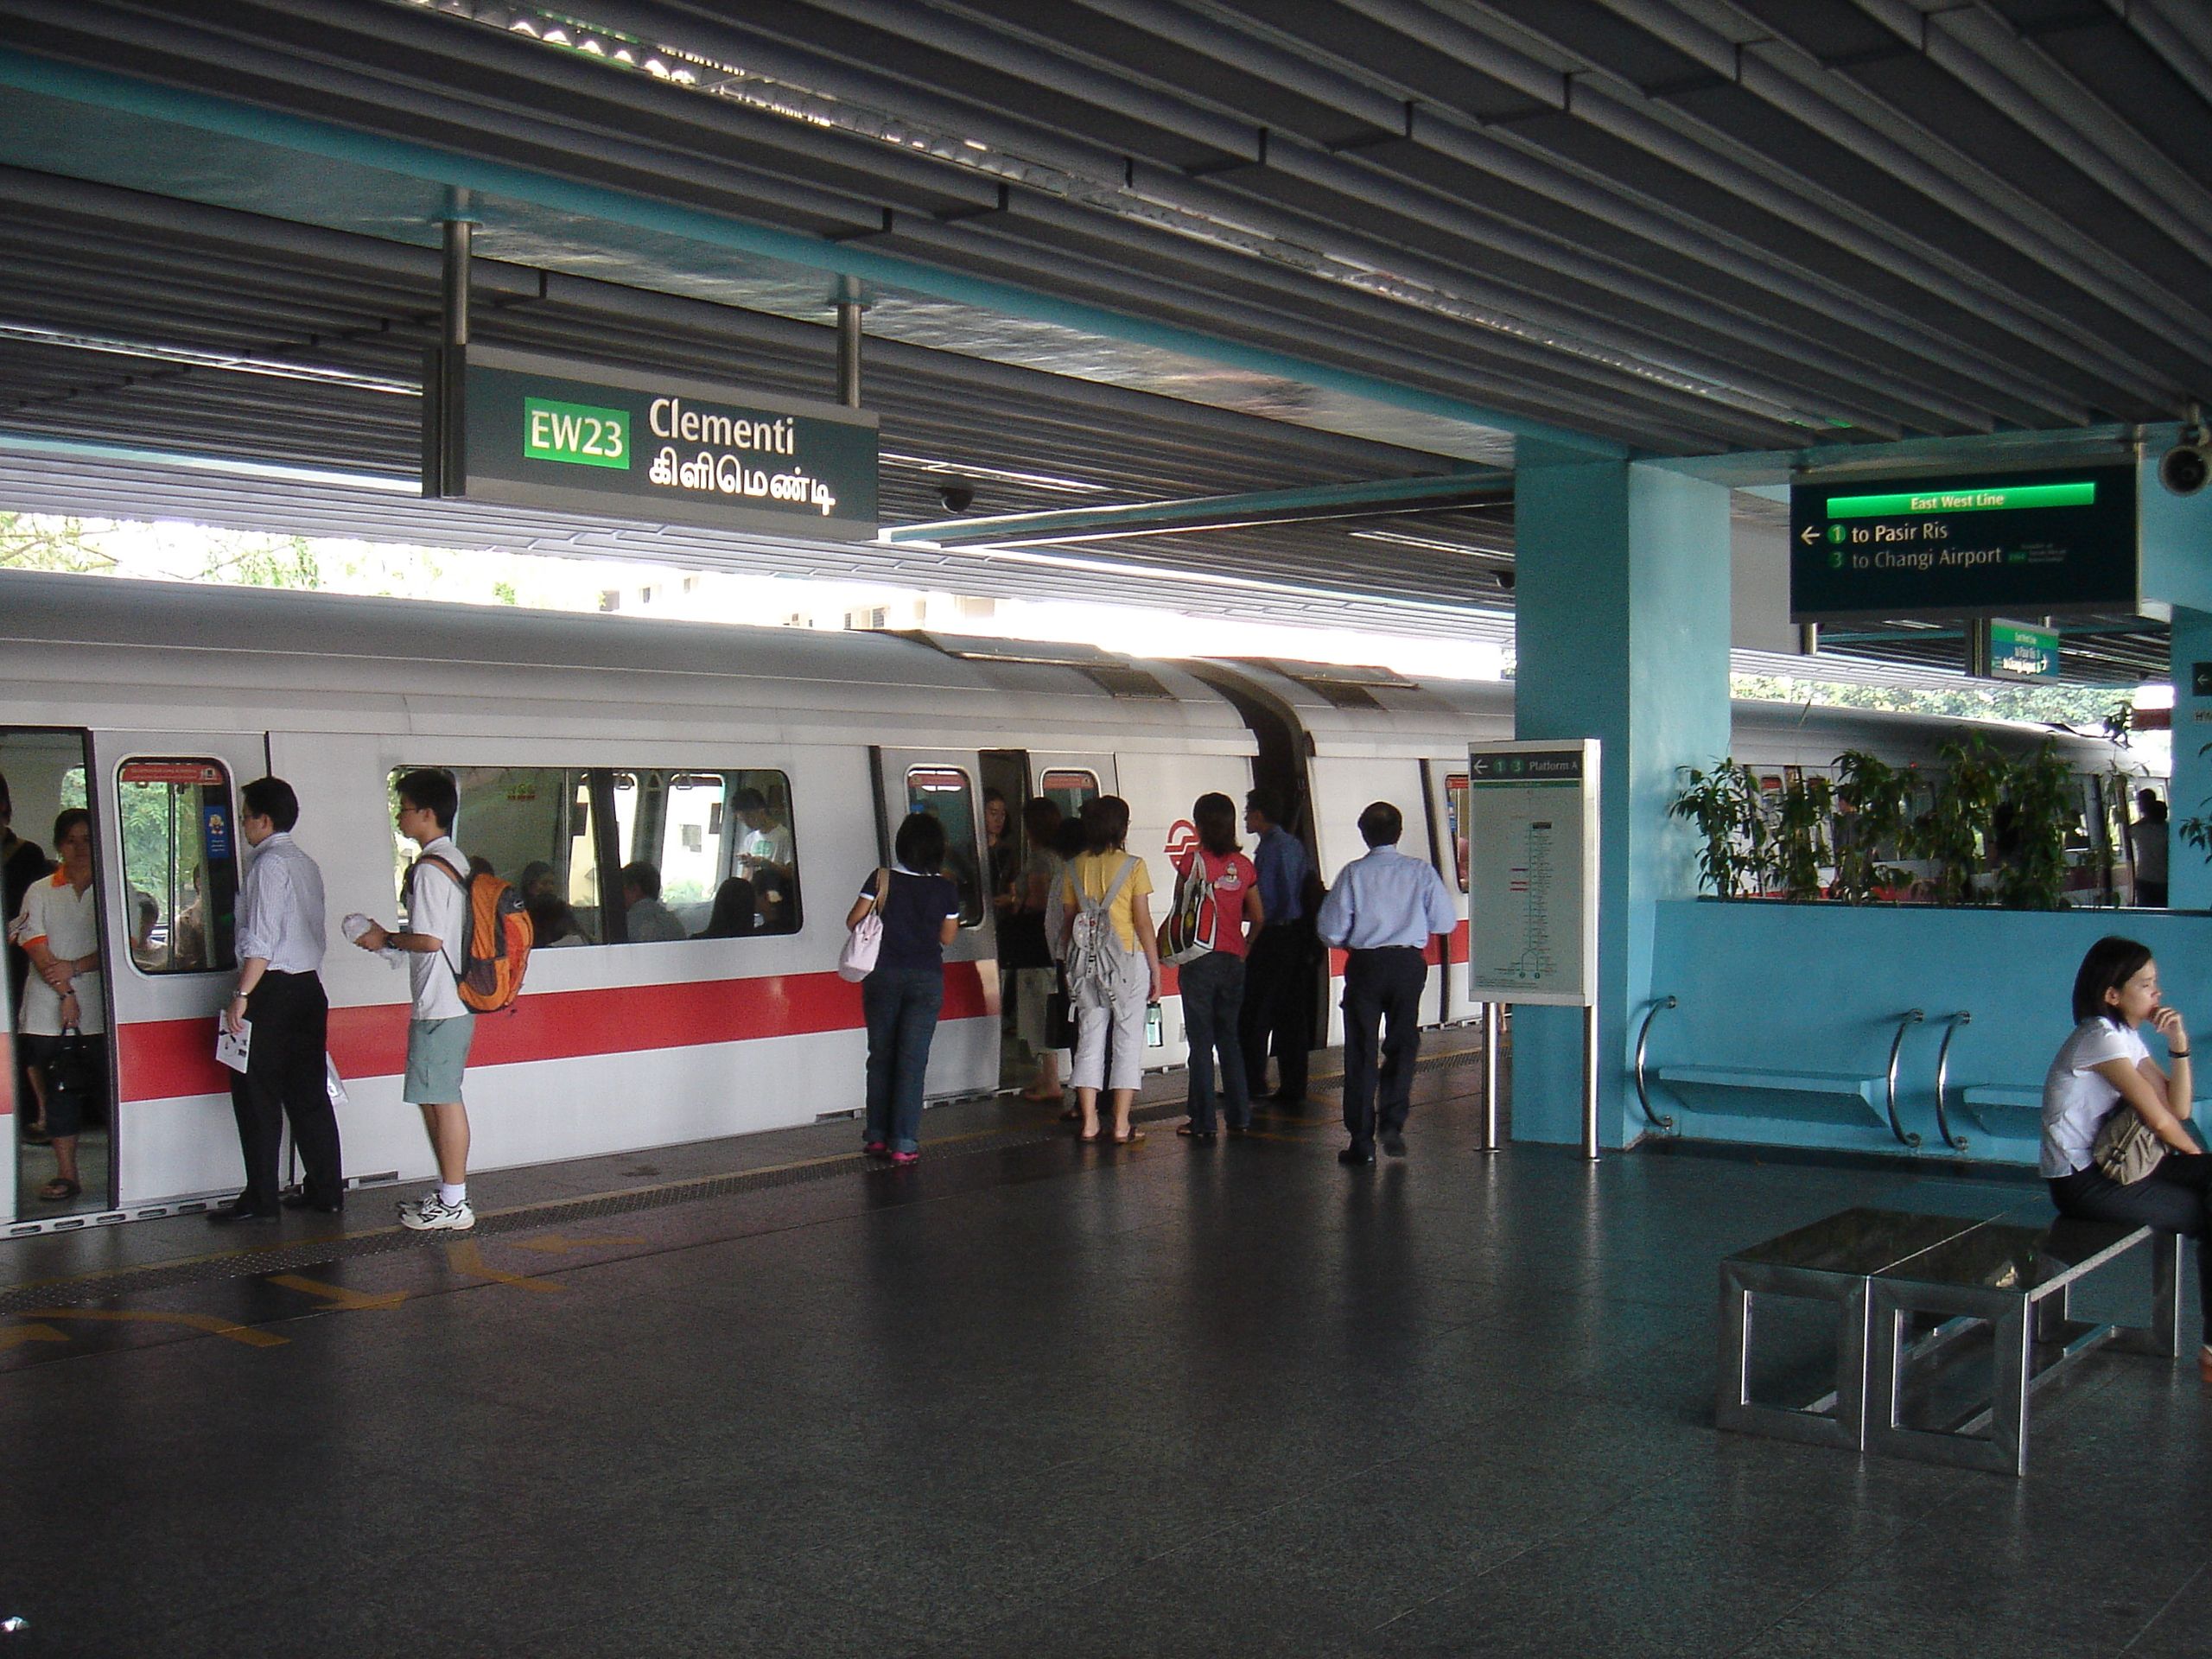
xmin=907 ymin=766 xmax=982 ymax=925
xmin=117 ymin=759 xmax=238 ymax=975
xmin=1446 ymin=772 xmax=1470 ymax=893
xmin=727 ymin=770 xmax=800 ymax=936
xmin=1038 ymin=768 xmax=1099 ymax=819
xmin=391 ymin=766 xmax=607 ymax=948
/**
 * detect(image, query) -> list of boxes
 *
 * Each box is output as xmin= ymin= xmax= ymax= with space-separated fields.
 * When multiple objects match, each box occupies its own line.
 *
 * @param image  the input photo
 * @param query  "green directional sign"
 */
xmin=1983 ymin=620 xmax=2061 ymax=682
xmin=1789 ymin=465 xmax=2137 ymax=622
xmin=522 ymin=397 xmax=631 ymax=469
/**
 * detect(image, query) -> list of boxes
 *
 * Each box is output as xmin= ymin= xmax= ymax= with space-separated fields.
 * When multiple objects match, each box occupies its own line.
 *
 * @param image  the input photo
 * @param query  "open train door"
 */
xmin=869 ymin=746 xmax=998 ymax=1100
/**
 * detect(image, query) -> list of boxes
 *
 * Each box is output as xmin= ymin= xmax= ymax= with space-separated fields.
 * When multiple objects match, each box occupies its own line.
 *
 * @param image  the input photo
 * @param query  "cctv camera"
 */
xmin=1495 ymin=569 xmax=1516 ymax=592
xmin=2161 ymin=443 xmax=2209 ymax=496
xmin=937 ymin=483 xmax=974 ymax=513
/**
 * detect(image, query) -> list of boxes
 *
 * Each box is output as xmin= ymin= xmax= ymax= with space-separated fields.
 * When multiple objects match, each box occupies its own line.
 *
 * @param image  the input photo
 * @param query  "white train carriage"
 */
xmin=0 ymin=570 xmax=2136 ymax=1229
xmin=0 ymin=575 xmax=1259 ymax=1229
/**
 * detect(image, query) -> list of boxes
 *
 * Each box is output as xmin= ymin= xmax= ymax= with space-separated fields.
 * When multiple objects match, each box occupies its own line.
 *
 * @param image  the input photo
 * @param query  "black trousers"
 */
xmin=1340 ymin=947 xmax=1427 ymax=1151
xmin=229 ymin=970 xmax=341 ymax=1207
xmin=1239 ymin=919 xmax=1315 ymax=1102
xmin=2050 ymin=1153 xmax=2212 ymax=1332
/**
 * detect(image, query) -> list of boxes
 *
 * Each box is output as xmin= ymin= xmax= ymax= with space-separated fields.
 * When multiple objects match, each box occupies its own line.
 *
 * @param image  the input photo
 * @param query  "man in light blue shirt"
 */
xmin=1317 ymin=801 xmax=1456 ymax=1165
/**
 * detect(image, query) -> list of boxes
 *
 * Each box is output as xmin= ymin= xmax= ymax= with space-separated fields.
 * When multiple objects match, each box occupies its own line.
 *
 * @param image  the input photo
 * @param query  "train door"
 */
xmin=1420 ymin=760 xmax=1471 ymax=1024
xmin=871 ymin=747 xmax=998 ymax=1099
xmin=93 ymin=734 xmax=262 ymax=1210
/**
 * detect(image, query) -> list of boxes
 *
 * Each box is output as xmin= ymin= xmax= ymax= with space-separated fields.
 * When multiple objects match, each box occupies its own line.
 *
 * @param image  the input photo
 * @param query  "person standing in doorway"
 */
xmin=353 ymin=769 xmax=477 ymax=1231
xmin=1240 ymin=788 xmax=1315 ymax=1107
xmin=1174 ymin=792 xmax=1262 ymax=1141
xmin=1317 ymin=802 xmax=1455 ymax=1166
xmin=2132 ymin=789 xmax=2170 ymax=908
xmin=1063 ymin=796 xmax=1160 ymax=1146
xmin=214 ymin=777 xmax=341 ymax=1223
xmin=14 ymin=809 xmax=101 ymax=1202
xmin=2 ymin=773 xmax=54 ymax=1143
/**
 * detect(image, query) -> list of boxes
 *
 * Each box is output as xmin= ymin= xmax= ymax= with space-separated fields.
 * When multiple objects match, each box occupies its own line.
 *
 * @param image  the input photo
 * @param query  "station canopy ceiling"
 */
xmin=0 ymin=0 xmax=2205 ymax=674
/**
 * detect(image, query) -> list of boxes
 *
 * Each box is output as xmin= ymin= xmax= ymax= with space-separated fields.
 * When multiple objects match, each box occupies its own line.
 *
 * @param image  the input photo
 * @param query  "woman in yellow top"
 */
xmin=1061 ymin=795 xmax=1160 ymax=1145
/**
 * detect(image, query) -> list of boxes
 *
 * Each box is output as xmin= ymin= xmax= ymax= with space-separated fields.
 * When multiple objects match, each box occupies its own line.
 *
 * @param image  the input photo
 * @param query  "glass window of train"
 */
xmin=907 ymin=766 xmax=982 ymax=925
xmin=729 ymin=770 xmax=800 ymax=936
xmin=1037 ymin=768 xmax=1098 ymax=820
xmin=117 ymin=759 xmax=238 ymax=975
xmin=388 ymin=766 xmax=603 ymax=948
xmin=1446 ymin=772 xmax=1470 ymax=893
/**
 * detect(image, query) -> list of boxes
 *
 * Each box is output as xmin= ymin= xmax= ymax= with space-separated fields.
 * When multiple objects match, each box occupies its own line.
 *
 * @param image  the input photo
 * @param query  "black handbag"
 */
xmin=998 ymin=910 xmax=1052 ymax=972
xmin=43 ymin=1025 xmax=104 ymax=1122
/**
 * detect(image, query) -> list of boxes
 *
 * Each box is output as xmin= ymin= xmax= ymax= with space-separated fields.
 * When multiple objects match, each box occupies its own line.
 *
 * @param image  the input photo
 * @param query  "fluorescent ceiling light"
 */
xmin=1350 ymin=528 xmax=1512 ymax=560
xmin=879 ymin=452 xmax=1109 ymax=494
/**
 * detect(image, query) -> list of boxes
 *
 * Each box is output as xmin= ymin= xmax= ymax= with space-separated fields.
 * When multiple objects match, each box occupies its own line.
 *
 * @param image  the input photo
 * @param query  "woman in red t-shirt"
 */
xmin=1174 ymin=791 xmax=1264 ymax=1140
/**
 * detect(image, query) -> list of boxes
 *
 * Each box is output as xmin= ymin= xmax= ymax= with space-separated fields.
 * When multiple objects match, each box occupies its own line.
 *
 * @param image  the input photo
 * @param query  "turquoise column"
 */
xmin=1510 ymin=448 xmax=1732 ymax=1147
xmin=2169 ymin=608 xmax=2212 ymax=912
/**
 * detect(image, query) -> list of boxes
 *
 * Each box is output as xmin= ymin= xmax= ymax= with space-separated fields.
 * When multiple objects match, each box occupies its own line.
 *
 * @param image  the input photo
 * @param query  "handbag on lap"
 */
xmin=2091 ymin=1105 xmax=2164 ymax=1185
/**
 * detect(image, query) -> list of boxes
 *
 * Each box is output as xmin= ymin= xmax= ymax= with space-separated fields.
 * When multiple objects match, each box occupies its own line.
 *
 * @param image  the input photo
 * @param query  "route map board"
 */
xmin=1789 ymin=465 xmax=2137 ymax=622
xmin=1465 ymin=741 xmax=1599 ymax=1008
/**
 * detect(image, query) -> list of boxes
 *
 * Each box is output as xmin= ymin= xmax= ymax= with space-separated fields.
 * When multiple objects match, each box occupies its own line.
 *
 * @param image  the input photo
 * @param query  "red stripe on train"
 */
xmin=113 ymin=962 xmax=989 ymax=1103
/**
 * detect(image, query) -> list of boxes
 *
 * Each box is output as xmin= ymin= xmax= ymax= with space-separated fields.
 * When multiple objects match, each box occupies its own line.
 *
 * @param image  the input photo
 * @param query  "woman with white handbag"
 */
xmin=844 ymin=813 xmax=962 ymax=1166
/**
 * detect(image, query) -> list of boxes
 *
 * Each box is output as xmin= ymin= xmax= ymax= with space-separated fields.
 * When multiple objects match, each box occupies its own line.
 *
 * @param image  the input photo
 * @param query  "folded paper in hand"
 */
xmin=215 ymin=1019 xmax=251 ymax=1074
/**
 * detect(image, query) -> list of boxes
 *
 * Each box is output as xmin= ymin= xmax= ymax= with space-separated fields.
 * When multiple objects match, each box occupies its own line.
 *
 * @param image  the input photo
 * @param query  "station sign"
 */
xmin=1978 ymin=619 xmax=2061 ymax=682
xmin=1465 ymin=740 xmax=1599 ymax=1009
xmin=425 ymin=346 xmax=878 ymax=539
xmin=1789 ymin=465 xmax=2137 ymax=622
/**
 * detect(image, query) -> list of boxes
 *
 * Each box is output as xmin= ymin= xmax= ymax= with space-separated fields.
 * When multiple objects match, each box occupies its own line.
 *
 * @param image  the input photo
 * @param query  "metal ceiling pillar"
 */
xmin=429 ymin=187 xmax=475 ymax=498
xmin=835 ymin=277 xmax=863 ymax=410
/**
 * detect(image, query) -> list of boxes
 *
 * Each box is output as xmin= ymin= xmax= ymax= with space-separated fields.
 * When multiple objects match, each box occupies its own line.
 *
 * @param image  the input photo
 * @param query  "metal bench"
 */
xmin=1866 ymin=1216 xmax=2183 ymax=1476
xmin=1717 ymin=1205 xmax=1992 ymax=1450
xmin=1651 ymin=1008 xmax=1930 ymax=1148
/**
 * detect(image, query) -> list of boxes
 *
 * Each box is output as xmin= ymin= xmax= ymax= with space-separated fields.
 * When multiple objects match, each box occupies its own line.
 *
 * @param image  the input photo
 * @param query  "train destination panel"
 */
xmin=431 ymin=346 xmax=880 ymax=539
xmin=1465 ymin=741 xmax=1599 ymax=1008
xmin=1789 ymin=465 xmax=2137 ymax=622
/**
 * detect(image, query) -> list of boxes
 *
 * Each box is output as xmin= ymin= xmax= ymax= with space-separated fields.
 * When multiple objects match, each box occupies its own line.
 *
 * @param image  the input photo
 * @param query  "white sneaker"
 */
xmin=400 ymin=1194 xmax=475 ymax=1231
xmin=395 ymin=1189 xmax=437 ymax=1219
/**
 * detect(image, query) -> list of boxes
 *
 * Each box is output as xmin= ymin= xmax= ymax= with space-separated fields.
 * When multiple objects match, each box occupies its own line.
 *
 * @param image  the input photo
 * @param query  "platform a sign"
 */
xmin=1789 ymin=466 xmax=2136 ymax=622
xmin=1465 ymin=740 xmax=1599 ymax=1008
xmin=425 ymin=346 xmax=878 ymax=540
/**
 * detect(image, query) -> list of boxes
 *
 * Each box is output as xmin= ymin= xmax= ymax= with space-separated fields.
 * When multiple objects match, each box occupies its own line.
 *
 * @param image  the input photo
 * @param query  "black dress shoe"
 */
xmin=209 ymin=1198 xmax=278 ymax=1224
xmin=281 ymin=1192 xmax=345 ymax=1214
xmin=1338 ymin=1146 xmax=1376 ymax=1166
xmin=1380 ymin=1130 xmax=1407 ymax=1159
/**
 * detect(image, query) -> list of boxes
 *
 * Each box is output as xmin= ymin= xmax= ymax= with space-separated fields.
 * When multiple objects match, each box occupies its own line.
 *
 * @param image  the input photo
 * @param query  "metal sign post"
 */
xmin=1466 ymin=739 xmax=1603 ymax=1160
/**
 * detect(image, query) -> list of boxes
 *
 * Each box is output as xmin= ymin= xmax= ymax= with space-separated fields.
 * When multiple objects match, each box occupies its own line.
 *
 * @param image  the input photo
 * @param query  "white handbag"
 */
xmin=837 ymin=868 xmax=890 ymax=982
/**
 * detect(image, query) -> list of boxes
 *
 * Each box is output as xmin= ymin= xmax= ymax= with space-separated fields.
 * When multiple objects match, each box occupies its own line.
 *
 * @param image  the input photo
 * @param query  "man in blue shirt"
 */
xmin=1317 ymin=801 xmax=1456 ymax=1165
xmin=1240 ymin=787 xmax=1317 ymax=1107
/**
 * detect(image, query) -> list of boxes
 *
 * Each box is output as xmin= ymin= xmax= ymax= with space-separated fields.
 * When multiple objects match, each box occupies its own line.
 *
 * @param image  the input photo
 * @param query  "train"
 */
xmin=0 ymin=570 xmax=2135 ymax=1230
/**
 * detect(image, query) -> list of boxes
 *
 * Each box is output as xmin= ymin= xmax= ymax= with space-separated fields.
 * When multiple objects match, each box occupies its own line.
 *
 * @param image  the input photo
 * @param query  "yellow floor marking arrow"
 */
xmin=507 ymin=1233 xmax=648 ymax=1255
xmin=444 ymin=1240 xmax=564 ymax=1292
xmin=0 ymin=1322 xmax=68 ymax=1351
xmin=15 ymin=1308 xmax=287 ymax=1348
xmin=264 ymin=1273 xmax=408 ymax=1311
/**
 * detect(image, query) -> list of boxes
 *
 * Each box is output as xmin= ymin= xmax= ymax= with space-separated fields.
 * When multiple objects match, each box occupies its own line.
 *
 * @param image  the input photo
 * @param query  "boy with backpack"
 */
xmin=353 ymin=768 xmax=493 ymax=1230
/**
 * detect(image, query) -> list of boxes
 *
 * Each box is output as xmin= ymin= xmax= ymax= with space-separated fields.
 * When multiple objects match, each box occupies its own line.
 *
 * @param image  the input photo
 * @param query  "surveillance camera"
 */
xmin=937 ymin=482 xmax=974 ymax=513
xmin=2160 ymin=443 xmax=2209 ymax=496
xmin=1495 ymin=569 xmax=1516 ymax=592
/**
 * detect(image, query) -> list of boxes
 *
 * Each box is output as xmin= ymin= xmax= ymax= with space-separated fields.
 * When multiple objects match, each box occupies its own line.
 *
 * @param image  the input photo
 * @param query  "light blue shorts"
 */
xmin=403 ymin=1014 xmax=476 ymax=1104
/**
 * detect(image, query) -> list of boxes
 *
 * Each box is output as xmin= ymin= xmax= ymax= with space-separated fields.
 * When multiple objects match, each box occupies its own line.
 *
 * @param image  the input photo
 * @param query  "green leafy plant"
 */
xmin=1993 ymin=739 xmax=2075 ymax=911
xmin=1770 ymin=772 xmax=1834 ymax=900
xmin=1916 ymin=734 xmax=2007 ymax=906
xmin=1670 ymin=760 xmax=1764 ymax=898
xmin=1829 ymin=750 xmax=1916 ymax=904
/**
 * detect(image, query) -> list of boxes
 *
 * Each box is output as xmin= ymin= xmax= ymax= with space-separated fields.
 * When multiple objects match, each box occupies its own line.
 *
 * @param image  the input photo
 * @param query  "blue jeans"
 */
xmin=1180 ymin=950 xmax=1249 ymax=1133
xmin=863 ymin=966 xmax=944 ymax=1154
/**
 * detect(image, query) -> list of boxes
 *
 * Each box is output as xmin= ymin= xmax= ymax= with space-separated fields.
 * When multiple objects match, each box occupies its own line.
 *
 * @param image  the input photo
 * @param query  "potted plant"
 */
xmin=1770 ymin=771 xmax=1833 ymax=900
xmin=1993 ymin=739 xmax=2077 ymax=910
xmin=1916 ymin=734 xmax=2005 ymax=906
xmin=1670 ymin=760 xmax=1763 ymax=898
xmin=1830 ymin=750 xmax=1914 ymax=904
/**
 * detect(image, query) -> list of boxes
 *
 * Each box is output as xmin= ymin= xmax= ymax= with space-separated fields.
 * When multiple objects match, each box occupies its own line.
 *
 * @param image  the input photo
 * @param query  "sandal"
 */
xmin=1058 ymin=1104 xmax=1080 ymax=1122
xmin=1111 ymin=1128 xmax=1146 ymax=1146
xmin=1077 ymin=1127 xmax=1102 ymax=1142
xmin=36 ymin=1178 xmax=79 ymax=1203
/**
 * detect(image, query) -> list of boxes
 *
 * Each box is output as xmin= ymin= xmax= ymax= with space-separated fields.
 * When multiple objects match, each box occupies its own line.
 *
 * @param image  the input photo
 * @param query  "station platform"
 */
xmin=0 ymin=1036 xmax=2204 ymax=1658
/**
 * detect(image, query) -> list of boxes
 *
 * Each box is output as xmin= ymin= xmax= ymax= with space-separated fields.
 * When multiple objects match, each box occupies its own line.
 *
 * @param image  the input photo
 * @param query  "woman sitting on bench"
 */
xmin=2044 ymin=936 xmax=2212 ymax=1388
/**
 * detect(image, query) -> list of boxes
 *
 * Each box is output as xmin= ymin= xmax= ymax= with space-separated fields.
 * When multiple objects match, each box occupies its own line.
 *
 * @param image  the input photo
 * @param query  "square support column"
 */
xmin=1510 ymin=450 xmax=1732 ymax=1148
xmin=2170 ymin=607 xmax=2212 ymax=912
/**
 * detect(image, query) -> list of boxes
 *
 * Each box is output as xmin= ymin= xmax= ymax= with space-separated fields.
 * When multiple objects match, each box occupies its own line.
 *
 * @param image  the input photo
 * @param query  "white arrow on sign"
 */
xmin=1470 ymin=757 xmax=1490 ymax=777
xmin=1799 ymin=524 xmax=1821 ymax=545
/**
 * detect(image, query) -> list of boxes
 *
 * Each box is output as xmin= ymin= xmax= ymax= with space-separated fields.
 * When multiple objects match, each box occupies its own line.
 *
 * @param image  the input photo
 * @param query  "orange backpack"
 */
xmin=417 ymin=855 xmax=534 ymax=1013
